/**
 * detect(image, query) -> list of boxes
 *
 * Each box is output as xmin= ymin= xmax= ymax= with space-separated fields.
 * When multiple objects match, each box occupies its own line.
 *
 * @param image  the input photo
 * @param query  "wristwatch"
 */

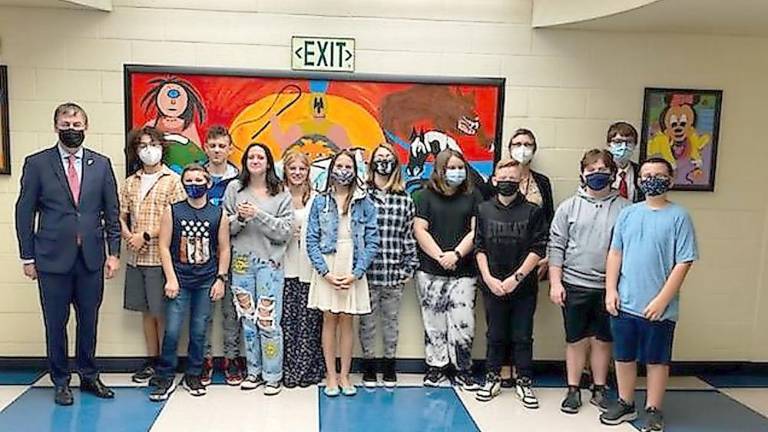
xmin=514 ymin=272 xmax=526 ymax=282
xmin=142 ymin=232 xmax=151 ymax=242
xmin=216 ymin=274 xmax=229 ymax=283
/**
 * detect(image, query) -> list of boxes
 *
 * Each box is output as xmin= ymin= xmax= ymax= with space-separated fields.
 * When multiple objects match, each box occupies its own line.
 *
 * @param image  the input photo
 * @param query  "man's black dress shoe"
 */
xmin=80 ymin=378 xmax=115 ymax=399
xmin=55 ymin=385 xmax=74 ymax=406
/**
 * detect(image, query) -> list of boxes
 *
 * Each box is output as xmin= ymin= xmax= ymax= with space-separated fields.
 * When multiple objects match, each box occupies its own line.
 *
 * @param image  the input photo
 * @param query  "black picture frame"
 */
xmin=0 ymin=65 xmax=10 ymax=175
xmin=640 ymin=87 xmax=723 ymax=192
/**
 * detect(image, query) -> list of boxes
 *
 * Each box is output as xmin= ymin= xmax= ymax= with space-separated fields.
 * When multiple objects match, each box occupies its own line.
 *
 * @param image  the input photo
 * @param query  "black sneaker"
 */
xmin=149 ymin=376 xmax=177 ymax=401
xmin=131 ymin=362 xmax=155 ymax=384
xmin=455 ymin=371 xmax=481 ymax=392
xmin=561 ymin=386 xmax=582 ymax=414
xmin=381 ymin=358 xmax=397 ymax=388
xmin=600 ymin=398 xmax=638 ymax=426
xmin=515 ymin=376 xmax=539 ymax=409
xmin=182 ymin=374 xmax=207 ymax=397
xmin=500 ymin=377 xmax=516 ymax=388
xmin=475 ymin=372 xmax=501 ymax=402
xmin=423 ymin=366 xmax=448 ymax=387
xmin=641 ymin=407 xmax=664 ymax=432
xmin=590 ymin=385 xmax=610 ymax=412
xmin=362 ymin=359 xmax=378 ymax=388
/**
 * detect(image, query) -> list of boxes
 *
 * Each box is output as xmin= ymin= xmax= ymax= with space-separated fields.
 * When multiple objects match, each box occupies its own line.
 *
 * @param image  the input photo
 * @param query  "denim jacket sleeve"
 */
xmin=352 ymin=197 xmax=380 ymax=280
xmin=305 ymin=196 xmax=329 ymax=276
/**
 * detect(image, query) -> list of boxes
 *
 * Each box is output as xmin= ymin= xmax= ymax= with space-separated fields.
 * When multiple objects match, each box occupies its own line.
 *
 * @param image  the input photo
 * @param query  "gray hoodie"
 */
xmin=547 ymin=187 xmax=630 ymax=289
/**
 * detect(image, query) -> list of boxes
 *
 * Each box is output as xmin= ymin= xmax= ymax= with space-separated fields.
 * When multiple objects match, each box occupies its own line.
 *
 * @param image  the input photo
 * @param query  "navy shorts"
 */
xmin=611 ymin=311 xmax=676 ymax=365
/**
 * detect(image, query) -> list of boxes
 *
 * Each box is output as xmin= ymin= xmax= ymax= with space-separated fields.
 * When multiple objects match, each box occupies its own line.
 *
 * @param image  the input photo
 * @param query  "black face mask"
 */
xmin=496 ymin=180 xmax=519 ymax=197
xmin=373 ymin=159 xmax=396 ymax=176
xmin=59 ymin=129 xmax=85 ymax=148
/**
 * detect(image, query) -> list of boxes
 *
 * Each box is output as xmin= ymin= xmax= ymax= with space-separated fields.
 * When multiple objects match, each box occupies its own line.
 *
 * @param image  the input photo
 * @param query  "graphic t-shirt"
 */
xmin=170 ymin=200 xmax=222 ymax=289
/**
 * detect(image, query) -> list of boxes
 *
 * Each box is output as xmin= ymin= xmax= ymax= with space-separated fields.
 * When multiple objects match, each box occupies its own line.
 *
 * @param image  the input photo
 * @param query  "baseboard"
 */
xmin=2 ymin=357 xmax=767 ymax=377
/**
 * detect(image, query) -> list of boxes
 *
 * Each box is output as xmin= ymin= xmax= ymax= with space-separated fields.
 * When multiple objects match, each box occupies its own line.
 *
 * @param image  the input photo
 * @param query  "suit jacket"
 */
xmin=629 ymin=161 xmax=646 ymax=203
xmin=15 ymin=146 xmax=121 ymax=274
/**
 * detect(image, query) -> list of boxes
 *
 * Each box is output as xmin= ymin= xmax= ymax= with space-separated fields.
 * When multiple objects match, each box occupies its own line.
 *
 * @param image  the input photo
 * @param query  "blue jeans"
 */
xmin=156 ymin=280 xmax=213 ymax=378
xmin=231 ymin=253 xmax=284 ymax=383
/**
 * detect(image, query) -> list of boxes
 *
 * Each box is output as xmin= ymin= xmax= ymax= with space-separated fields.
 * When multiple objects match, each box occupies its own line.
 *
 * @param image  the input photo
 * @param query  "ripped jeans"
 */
xmin=231 ymin=253 xmax=285 ymax=383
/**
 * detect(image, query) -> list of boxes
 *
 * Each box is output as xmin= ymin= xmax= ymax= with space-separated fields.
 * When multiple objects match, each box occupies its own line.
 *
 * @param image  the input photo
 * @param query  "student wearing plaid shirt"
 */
xmin=119 ymin=127 xmax=186 ymax=384
xmin=359 ymin=144 xmax=419 ymax=388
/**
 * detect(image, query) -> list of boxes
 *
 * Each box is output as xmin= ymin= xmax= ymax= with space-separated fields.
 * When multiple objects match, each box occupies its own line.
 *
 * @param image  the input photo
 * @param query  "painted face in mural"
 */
xmin=457 ymin=115 xmax=480 ymax=136
xmin=285 ymin=159 xmax=310 ymax=187
xmin=157 ymin=83 xmax=189 ymax=119
xmin=246 ymin=145 xmax=268 ymax=176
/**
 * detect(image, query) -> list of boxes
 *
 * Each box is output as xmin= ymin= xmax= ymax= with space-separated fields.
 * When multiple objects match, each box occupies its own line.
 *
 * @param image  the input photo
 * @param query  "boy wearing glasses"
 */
xmin=606 ymin=122 xmax=644 ymax=203
xmin=600 ymin=158 xmax=698 ymax=432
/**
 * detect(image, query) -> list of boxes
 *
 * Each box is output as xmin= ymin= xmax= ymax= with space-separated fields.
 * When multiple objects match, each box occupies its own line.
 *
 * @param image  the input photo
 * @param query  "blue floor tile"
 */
xmin=699 ymin=373 xmax=768 ymax=388
xmin=0 ymin=369 xmax=45 ymax=385
xmin=0 ymin=387 xmax=165 ymax=432
xmin=319 ymin=386 xmax=479 ymax=432
xmin=631 ymin=390 xmax=768 ymax=432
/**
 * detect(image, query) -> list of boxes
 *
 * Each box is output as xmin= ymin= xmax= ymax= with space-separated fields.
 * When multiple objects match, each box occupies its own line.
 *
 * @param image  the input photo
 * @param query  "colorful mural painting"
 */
xmin=124 ymin=65 xmax=505 ymax=192
xmin=640 ymin=87 xmax=722 ymax=191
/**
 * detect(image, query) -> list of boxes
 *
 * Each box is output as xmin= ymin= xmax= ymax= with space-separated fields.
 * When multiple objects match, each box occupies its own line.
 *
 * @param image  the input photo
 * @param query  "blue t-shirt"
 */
xmin=610 ymin=202 xmax=698 ymax=322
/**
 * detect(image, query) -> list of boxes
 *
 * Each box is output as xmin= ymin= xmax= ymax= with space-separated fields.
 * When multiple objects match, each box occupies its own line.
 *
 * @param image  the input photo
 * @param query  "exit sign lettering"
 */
xmin=292 ymin=36 xmax=355 ymax=72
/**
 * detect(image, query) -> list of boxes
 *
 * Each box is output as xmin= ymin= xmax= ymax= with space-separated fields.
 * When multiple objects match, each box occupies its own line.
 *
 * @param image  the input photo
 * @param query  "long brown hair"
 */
xmin=282 ymin=150 xmax=312 ymax=206
xmin=366 ymin=143 xmax=405 ymax=194
xmin=324 ymin=149 xmax=359 ymax=215
xmin=428 ymin=149 xmax=472 ymax=196
xmin=238 ymin=143 xmax=284 ymax=196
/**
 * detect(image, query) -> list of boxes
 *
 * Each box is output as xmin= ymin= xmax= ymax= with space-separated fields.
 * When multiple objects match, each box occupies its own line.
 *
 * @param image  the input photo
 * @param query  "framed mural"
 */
xmin=640 ymin=87 xmax=722 ymax=191
xmin=124 ymin=65 xmax=505 ymax=193
xmin=0 ymin=65 xmax=10 ymax=175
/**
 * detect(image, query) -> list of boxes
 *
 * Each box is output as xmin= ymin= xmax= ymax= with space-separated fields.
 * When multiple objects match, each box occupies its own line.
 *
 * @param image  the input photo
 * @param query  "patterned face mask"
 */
xmin=373 ymin=159 xmax=396 ymax=176
xmin=639 ymin=175 xmax=672 ymax=196
xmin=331 ymin=168 xmax=355 ymax=186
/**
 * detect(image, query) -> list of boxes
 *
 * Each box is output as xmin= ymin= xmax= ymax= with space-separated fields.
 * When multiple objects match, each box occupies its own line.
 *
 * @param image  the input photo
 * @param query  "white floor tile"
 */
xmin=150 ymin=383 xmax=319 ymax=432
xmin=720 ymin=388 xmax=768 ymax=417
xmin=457 ymin=387 xmax=639 ymax=432
xmin=0 ymin=386 xmax=29 ymax=412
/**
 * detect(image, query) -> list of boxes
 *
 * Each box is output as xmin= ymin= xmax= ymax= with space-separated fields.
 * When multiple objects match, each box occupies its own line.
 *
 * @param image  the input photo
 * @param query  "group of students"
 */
xmin=122 ymin=120 xmax=696 ymax=432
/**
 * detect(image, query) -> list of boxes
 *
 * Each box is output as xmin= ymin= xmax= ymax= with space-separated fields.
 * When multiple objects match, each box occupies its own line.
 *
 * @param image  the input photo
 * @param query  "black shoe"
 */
xmin=561 ymin=386 xmax=582 ymax=414
xmin=381 ymin=358 xmax=397 ymax=388
xmin=500 ymin=377 xmax=516 ymax=388
xmin=454 ymin=371 xmax=481 ymax=392
xmin=80 ymin=377 xmax=114 ymax=399
xmin=131 ymin=362 xmax=155 ymax=384
xmin=590 ymin=385 xmax=610 ymax=412
xmin=641 ymin=407 xmax=664 ymax=432
xmin=361 ymin=359 xmax=378 ymax=388
xmin=423 ymin=366 xmax=448 ymax=387
xmin=182 ymin=374 xmax=207 ymax=397
xmin=54 ymin=385 xmax=73 ymax=406
xmin=149 ymin=376 xmax=177 ymax=402
xmin=600 ymin=398 xmax=638 ymax=425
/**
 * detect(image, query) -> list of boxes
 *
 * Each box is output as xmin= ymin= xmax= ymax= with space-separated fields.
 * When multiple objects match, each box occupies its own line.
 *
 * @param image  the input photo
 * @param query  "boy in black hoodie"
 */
xmin=474 ymin=159 xmax=548 ymax=406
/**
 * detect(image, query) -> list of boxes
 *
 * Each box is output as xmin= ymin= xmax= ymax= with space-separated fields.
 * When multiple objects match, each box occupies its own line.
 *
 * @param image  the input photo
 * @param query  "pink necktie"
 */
xmin=67 ymin=155 xmax=80 ymax=204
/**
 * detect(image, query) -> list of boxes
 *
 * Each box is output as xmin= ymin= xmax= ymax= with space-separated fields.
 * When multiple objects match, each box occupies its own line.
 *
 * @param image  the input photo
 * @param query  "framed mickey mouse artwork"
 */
xmin=640 ymin=87 xmax=723 ymax=192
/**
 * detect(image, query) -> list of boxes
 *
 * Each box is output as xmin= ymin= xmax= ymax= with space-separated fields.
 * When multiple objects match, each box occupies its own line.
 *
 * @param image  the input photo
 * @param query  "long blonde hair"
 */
xmin=282 ymin=150 xmax=312 ymax=206
xmin=366 ymin=143 xmax=405 ymax=193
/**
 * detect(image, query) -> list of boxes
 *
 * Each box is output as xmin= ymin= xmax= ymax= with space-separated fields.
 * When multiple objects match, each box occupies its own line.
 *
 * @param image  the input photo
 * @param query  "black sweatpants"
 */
xmin=483 ymin=287 xmax=537 ymax=379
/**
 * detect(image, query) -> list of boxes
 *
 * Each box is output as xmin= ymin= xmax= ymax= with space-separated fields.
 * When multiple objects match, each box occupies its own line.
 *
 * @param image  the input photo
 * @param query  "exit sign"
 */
xmin=291 ymin=36 xmax=355 ymax=72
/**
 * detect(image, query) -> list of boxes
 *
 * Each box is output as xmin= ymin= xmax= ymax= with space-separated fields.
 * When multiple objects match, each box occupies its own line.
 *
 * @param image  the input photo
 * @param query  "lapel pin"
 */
xmin=87 ymin=159 xmax=94 ymax=166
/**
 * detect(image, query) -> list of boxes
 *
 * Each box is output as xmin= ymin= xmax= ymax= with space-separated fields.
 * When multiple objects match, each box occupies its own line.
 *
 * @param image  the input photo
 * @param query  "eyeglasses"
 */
xmin=610 ymin=139 xmax=636 ymax=147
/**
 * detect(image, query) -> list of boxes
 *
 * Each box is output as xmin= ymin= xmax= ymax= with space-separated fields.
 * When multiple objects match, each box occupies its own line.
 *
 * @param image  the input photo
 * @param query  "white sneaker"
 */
xmin=515 ymin=377 xmax=539 ymax=409
xmin=240 ymin=374 xmax=265 ymax=391
xmin=475 ymin=373 xmax=501 ymax=402
xmin=264 ymin=381 xmax=282 ymax=396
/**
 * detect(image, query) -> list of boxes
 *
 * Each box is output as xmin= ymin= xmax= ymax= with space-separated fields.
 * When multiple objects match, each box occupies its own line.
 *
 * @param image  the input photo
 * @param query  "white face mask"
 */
xmin=510 ymin=145 xmax=534 ymax=165
xmin=139 ymin=146 xmax=163 ymax=167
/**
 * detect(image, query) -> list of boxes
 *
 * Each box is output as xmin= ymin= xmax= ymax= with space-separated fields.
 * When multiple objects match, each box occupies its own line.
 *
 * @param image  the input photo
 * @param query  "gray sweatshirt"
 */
xmin=547 ymin=187 xmax=630 ymax=289
xmin=223 ymin=180 xmax=294 ymax=264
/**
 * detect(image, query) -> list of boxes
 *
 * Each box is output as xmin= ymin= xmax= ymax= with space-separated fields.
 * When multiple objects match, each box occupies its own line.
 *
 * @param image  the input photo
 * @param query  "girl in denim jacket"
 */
xmin=306 ymin=150 xmax=380 ymax=397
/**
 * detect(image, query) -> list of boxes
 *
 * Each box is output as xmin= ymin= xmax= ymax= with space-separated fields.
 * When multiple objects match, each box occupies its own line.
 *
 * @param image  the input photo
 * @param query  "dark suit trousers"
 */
xmin=37 ymin=249 xmax=104 ymax=386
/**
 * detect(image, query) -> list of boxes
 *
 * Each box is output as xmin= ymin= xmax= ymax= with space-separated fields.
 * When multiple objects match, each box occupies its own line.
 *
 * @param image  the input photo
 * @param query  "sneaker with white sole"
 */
xmin=475 ymin=372 xmax=501 ymax=402
xmin=455 ymin=371 xmax=481 ymax=392
xmin=264 ymin=381 xmax=281 ymax=396
xmin=600 ymin=398 xmax=638 ymax=426
xmin=561 ymin=386 xmax=582 ymax=414
xmin=149 ymin=376 xmax=177 ymax=402
xmin=182 ymin=374 xmax=207 ymax=397
xmin=515 ymin=377 xmax=539 ymax=409
xmin=361 ymin=359 xmax=378 ymax=388
xmin=590 ymin=385 xmax=610 ymax=412
xmin=240 ymin=374 xmax=265 ymax=391
xmin=641 ymin=407 xmax=664 ymax=432
xmin=423 ymin=367 xmax=448 ymax=387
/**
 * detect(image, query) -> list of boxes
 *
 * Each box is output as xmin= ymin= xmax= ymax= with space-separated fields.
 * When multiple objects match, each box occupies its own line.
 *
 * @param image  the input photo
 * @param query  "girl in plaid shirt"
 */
xmin=359 ymin=144 xmax=419 ymax=388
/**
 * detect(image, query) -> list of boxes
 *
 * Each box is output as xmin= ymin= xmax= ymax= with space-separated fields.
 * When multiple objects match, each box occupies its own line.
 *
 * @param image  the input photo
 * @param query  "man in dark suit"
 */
xmin=15 ymin=103 xmax=121 ymax=406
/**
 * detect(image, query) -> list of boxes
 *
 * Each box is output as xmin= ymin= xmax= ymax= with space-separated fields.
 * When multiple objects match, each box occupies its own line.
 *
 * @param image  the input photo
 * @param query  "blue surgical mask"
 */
xmin=445 ymin=168 xmax=467 ymax=187
xmin=609 ymin=143 xmax=633 ymax=165
xmin=584 ymin=172 xmax=612 ymax=191
xmin=184 ymin=184 xmax=208 ymax=199
xmin=639 ymin=175 xmax=671 ymax=196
